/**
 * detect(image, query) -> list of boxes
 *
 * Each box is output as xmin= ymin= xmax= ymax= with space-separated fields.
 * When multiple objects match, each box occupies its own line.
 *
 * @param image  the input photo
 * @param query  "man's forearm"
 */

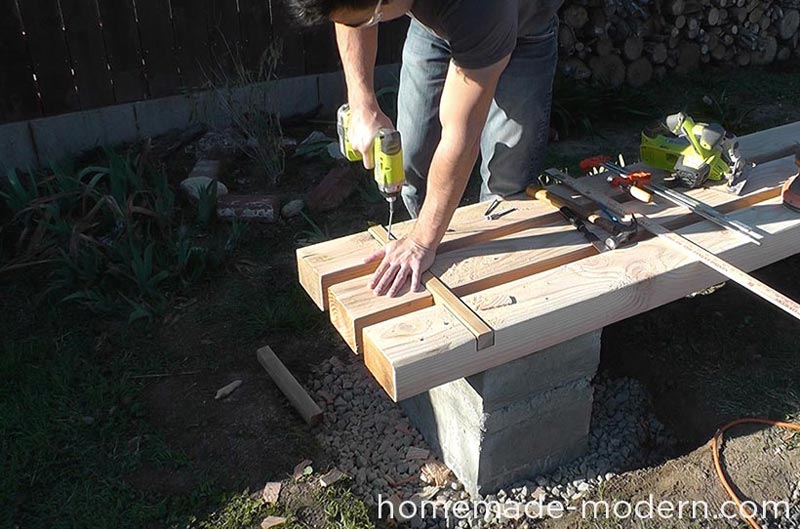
xmin=411 ymin=136 xmax=480 ymax=248
xmin=335 ymin=24 xmax=379 ymax=106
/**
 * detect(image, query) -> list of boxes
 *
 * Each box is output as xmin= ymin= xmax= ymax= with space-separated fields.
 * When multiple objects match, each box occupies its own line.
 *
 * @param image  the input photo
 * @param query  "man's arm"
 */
xmin=368 ymin=55 xmax=511 ymax=296
xmin=334 ymin=24 xmax=393 ymax=168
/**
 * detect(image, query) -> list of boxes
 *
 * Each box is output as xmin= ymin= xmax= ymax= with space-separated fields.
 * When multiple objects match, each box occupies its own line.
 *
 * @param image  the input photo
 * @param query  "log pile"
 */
xmin=557 ymin=0 xmax=800 ymax=86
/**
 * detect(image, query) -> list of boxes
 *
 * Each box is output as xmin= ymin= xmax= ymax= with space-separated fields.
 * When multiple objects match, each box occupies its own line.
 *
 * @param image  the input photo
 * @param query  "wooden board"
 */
xmin=135 ymin=0 xmax=181 ymax=97
xmin=60 ymin=0 xmax=114 ymax=109
xmin=239 ymin=0 xmax=274 ymax=77
xmin=171 ymin=0 xmax=211 ymax=89
xmin=17 ymin=0 xmax=79 ymax=115
xmin=206 ymin=0 xmax=243 ymax=76
xmin=97 ymin=0 xmax=147 ymax=103
xmin=0 ymin=0 xmax=40 ymax=122
xmin=269 ymin=0 xmax=305 ymax=78
xmin=303 ymin=25 xmax=339 ymax=75
xmin=296 ymin=121 xmax=800 ymax=401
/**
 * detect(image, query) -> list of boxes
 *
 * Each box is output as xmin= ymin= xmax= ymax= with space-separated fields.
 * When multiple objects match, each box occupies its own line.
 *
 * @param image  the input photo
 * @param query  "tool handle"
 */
xmin=628 ymin=184 xmax=653 ymax=203
xmin=528 ymin=186 xmax=562 ymax=207
xmin=587 ymin=213 xmax=619 ymax=234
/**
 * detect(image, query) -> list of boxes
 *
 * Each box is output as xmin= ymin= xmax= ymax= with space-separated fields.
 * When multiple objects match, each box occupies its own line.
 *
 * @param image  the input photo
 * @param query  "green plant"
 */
xmin=205 ymin=34 xmax=285 ymax=183
xmin=550 ymin=75 xmax=653 ymax=138
xmin=0 ymin=146 xmax=244 ymax=324
xmin=697 ymin=90 xmax=755 ymax=133
xmin=196 ymin=181 xmax=219 ymax=227
xmin=294 ymin=211 xmax=331 ymax=247
xmin=318 ymin=486 xmax=373 ymax=529
xmin=293 ymin=132 xmax=338 ymax=161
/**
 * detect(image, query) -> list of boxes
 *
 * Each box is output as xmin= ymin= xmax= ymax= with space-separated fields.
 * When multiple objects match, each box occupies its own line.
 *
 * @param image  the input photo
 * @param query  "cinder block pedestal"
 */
xmin=400 ymin=330 xmax=601 ymax=497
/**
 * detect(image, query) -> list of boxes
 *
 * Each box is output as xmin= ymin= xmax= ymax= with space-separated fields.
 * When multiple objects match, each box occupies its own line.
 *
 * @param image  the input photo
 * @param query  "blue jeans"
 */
xmin=396 ymin=17 xmax=559 ymax=217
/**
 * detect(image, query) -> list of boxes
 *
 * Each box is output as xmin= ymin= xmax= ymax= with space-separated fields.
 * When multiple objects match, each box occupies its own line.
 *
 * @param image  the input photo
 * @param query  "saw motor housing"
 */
xmin=641 ymin=112 xmax=745 ymax=192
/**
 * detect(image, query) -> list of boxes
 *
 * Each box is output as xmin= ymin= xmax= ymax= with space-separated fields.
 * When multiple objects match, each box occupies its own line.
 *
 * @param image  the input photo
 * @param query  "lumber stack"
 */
xmin=296 ymin=122 xmax=800 ymax=402
xmin=557 ymin=0 xmax=800 ymax=86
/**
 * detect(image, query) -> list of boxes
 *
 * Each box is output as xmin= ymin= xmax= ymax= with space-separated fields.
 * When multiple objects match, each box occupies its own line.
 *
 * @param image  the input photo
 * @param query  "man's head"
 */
xmin=287 ymin=0 xmax=411 ymax=28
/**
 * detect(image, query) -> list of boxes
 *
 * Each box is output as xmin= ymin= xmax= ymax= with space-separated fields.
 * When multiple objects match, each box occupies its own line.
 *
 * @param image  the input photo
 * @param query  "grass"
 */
xmin=0 ymin=291 xmax=178 ymax=529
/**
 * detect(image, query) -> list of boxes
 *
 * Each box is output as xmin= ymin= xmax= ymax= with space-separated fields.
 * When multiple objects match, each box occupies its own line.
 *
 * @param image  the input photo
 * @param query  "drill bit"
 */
xmin=387 ymin=198 xmax=395 ymax=240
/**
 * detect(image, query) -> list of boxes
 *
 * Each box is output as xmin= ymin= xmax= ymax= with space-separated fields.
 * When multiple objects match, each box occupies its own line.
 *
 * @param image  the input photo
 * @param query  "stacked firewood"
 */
xmin=557 ymin=0 xmax=800 ymax=86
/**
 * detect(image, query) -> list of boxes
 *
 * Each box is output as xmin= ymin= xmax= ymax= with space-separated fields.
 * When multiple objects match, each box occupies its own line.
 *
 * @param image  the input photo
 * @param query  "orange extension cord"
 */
xmin=712 ymin=418 xmax=800 ymax=529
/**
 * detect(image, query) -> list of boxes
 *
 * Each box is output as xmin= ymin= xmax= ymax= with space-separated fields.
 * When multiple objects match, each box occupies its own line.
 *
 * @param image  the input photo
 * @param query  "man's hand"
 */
xmin=348 ymin=103 xmax=394 ymax=169
xmin=364 ymin=237 xmax=437 ymax=297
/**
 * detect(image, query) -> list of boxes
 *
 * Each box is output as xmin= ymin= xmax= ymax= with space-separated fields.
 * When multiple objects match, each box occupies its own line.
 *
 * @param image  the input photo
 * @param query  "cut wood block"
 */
xmin=257 ymin=346 xmax=322 ymax=425
xmin=261 ymin=482 xmax=282 ymax=504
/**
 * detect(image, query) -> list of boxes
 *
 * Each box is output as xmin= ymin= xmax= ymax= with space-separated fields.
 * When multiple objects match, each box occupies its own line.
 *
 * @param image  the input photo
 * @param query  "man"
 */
xmin=288 ymin=0 xmax=561 ymax=297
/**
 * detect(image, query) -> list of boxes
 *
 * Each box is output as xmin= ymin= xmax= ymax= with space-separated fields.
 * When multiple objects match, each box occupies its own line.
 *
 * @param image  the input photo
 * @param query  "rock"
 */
xmin=188 ymin=159 xmax=221 ymax=180
xmin=281 ymin=199 xmax=305 ymax=219
xmin=217 ymin=194 xmax=280 ymax=223
xmin=406 ymin=447 xmax=430 ymax=461
xmin=293 ymin=459 xmax=313 ymax=480
xmin=531 ymin=486 xmax=547 ymax=501
xmin=306 ymin=165 xmax=358 ymax=213
xmin=497 ymin=501 xmax=525 ymax=521
xmin=180 ymin=177 xmax=229 ymax=203
xmin=214 ymin=380 xmax=242 ymax=400
xmin=260 ymin=516 xmax=287 ymax=529
xmin=320 ymin=468 xmax=347 ymax=487
xmin=261 ymin=481 xmax=282 ymax=504
xmin=196 ymin=128 xmax=241 ymax=159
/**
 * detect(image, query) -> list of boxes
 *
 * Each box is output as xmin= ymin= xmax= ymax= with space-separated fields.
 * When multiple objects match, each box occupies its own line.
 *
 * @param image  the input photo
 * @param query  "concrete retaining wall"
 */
xmin=0 ymin=64 xmax=400 ymax=174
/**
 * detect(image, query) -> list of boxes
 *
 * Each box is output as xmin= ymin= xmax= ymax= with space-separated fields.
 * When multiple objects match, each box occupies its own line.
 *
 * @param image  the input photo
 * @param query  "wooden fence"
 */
xmin=0 ymin=0 xmax=408 ymax=124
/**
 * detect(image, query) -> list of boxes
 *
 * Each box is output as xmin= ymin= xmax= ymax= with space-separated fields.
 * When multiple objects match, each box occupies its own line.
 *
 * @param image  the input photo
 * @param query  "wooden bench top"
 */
xmin=296 ymin=121 xmax=800 ymax=401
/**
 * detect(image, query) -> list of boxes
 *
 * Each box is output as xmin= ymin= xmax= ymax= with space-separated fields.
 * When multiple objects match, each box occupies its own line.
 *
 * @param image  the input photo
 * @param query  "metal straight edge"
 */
xmin=646 ymin=182 xmax=764 ymax=244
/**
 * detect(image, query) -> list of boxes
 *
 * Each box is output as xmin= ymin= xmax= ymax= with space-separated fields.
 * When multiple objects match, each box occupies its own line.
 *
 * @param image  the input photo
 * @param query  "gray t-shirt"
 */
xmin=408 ymin=0 xmax=561 ymax=69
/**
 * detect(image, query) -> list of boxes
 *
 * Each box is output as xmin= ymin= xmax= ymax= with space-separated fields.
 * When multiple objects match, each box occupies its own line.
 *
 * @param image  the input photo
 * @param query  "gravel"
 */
xmin=308 ymin=356 xmax=677 ymax=528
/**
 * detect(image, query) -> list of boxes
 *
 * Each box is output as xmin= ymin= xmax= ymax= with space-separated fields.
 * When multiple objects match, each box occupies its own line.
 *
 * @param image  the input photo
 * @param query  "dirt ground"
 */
xmin=4 ymin=65 xmax=800 ymax=529
xmin=133 ymin=70 xmax=800 ymax=526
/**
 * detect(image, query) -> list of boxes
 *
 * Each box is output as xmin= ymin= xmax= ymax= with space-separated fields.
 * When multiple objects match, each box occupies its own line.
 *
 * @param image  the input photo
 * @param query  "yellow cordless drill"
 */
xmin=337 ymin=104 xmax=405 ymax=238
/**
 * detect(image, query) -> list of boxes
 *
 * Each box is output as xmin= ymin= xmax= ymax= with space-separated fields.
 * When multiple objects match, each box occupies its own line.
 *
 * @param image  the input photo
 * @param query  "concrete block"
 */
xmin=401 ymin=330 xmax=601 ymax=497
xmin=0 ymin=121 xmax=37 ymax=172
xmin=468 ymin=329 xmax=601 ymax=411
xmin=30 ymin=105 xmax=138 ymax=165
xmin=317 ymin=71 xmax=347 ymax=119
xmin=134 ymin=94 xmax=198 ymax=139
xmin=268 ymin=75 xmax=320 ymax=120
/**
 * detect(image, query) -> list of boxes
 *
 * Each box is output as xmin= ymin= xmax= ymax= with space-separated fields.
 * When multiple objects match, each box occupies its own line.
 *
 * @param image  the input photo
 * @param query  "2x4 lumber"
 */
xmin=737 ymin=121 xmax=800 ymax=164
xmin=331 ymin=222 xmax=595 ymax=352
xmin=256 ymin=346 xmax=323 ymax=425
xmin=297 ymin=197 xmax=569 ymax=310
xmin=364 ymin=194 xmax=800 ymax=401
xmin=554 ymin=170 xmax=800 ymax=321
